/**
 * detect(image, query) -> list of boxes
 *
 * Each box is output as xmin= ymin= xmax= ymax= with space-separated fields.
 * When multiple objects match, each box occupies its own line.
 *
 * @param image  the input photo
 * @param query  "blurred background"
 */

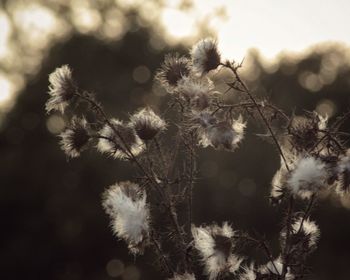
xmin=1 ymin=0 xmax=350 ymax=279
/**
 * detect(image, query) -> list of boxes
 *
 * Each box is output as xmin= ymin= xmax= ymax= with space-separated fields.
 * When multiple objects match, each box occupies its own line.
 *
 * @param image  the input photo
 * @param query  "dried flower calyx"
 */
xmin=191 ymin=38 xmax=221 ymax=75
xmin=288 ymin=112 xmax=327 ymax=152
xmin=59 ymin=116 xmax=91 ymax=158
xmin=156 ymin=53 xmax=191 ymax=92
xmin=97 ymin=119 xmax=144 ymax=159
xmin=130 ymin=108 xmax=167 ymax=141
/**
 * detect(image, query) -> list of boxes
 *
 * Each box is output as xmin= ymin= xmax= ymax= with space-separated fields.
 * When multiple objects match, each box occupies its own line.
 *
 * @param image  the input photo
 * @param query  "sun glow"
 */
xmin=160 ymin=0 xmax=350 ymax=61
xmin=0 ymin=12 xmax=11 ymax=59
xmin=0 ymin=75 xmax=13 ymax=104
xmin=1 ymin=0 xmax=350 ymax=112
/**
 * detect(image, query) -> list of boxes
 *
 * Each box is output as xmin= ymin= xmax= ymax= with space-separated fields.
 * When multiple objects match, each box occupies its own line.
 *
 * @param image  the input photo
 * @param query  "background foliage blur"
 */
xmin=1 ymin=1 xmax=350 ymax=279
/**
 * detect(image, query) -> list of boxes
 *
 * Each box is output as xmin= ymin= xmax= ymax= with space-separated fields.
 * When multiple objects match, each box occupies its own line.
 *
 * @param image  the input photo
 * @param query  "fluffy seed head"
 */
xmin=176 ymin=76 xmax=214 ymax=111
xmin=46 ymin=65 xmax=76 ymax=113
xmin=97 ymin=119 xmax=144 ymax=160
xmin=155 ymin=53 xmax=191 ymax=92
xmin=191 ymin=38 xmax=221 ymax=75
xmin=198 ymin=115 xmax=246 ymax=151
xmin=287 ymin=156 xmax=327 ymax=199
xmin=102 ymin=181 xmax=150 ymax=254
xmin=130 ymin=108 xmax=167 ymax=141
xmin=291 ymin=217 xmax=320 ymax=248
xmin=59 ymin=116 xmax=90 ymax=158
xmin=288 ymin=112 xmax=328 ymax=152
xmin=191 ymin=222 xmax=242 ymax=279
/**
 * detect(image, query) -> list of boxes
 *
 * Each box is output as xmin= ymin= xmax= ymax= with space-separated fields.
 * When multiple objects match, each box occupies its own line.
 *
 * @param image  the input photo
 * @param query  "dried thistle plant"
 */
xmin=45 ymin=38 xmax=350 ymax=280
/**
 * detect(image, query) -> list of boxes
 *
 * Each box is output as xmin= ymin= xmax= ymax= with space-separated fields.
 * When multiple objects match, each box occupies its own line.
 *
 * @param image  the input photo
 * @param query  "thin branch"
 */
xmin=221 ymin=62 xmax=290 ymax=171
xmin=150 ymin=232 xmax=174 ymax=275
xmin=74 ymin=91 xmax=188 ymax=260
xmin=282 ymin=196 xmax=295 ymax=277
xmin=296 ymin=194 xmax=316 ymax=236
xmin=242 ymin=234 xmax=280 ymax=276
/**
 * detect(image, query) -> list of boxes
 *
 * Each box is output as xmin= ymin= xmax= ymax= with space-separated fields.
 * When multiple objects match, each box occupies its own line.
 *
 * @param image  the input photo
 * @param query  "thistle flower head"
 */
xmin=191 ymin=38 xmax=221 ymax=75
xmin=291 ymin=217 xmax=320 ymax=248
xmin=46 ymin=65 xmax=76 ymax=113
xmin=155 ymin=53 xmax=191 ymax=92
xmin=59 ymin=116 xmax=91 ymax=158
xmin=289 ymin=112 xmax=327 ymax=152
xmin=168 ymin=273 xmax=196 ymax=280
xmin=287 ymin=156 xmax=327 ymax=199
xmin=191 ymin=222 xmax=242 ymax=279
xmin=176 ymin=76 xmax=214 ymax=111
xmin=97 ymin=119 xmax=144 ymax=160
xmin=198 ymin=115 xmax=246 ymax=151
xmin=102 ymin=181 xmax=150 ymax=254
xmin=130 ymin=108 xmax=167 ymax=141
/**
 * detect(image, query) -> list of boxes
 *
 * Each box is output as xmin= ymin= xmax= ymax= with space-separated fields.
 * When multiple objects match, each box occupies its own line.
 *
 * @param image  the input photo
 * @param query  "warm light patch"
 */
xmin=72 ymin=7 xmax=101 ymax=33
xmin=13 ymin=4 xmax=60 ymax=48
xmin=316 ymin=99 xmax=336 ymax=118
xmin=102 ymin=8 xmax=126 ymax=40
xmin=46 ymin=115 xmax=65 ymax=134
xmin=161 ymin=8 xmax=196 ymax=40
xmin=0 ymin=12 xmax=11 ymax=59
xmin=0 ymin=75 xmax=13 ymax=103
xmin=298 ymin=71 xmax=323 ymax=92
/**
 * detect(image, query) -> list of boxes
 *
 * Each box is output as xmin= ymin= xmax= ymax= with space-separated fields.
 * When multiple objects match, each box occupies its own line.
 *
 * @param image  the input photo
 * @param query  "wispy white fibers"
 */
xmin=46 ymin=65 xmax=76 ymax=113
xmin=130 ymin=108 xmax=167 ymax=141
xmin=197 ymin=114 xmax=246 ymax=152
xmin=191 ymin=222 xmax=242 ymax=279
xmin=287 ymin=156 xmax=327 ymax=199
xmin=102 ymin=181 xmax=150 ymax=254
xmin=335 ymin=149 xmax=350 ymax=194
xmin=97 ymin=119 xmax=144 ymax=160
xmin=238 ymin=265 xmax=256 ymax=280
xmin=59 ymin=116 xmax=90 ymax=158
xmin=291 ymin=217 xmax=320 ymax=248
xmin=155 ymin=53 xmax=191 ymax=93
xmin=191 ymin=38 xmax=221 ymax=75
xmin=176 ymin=76 xmax=214 ymax=111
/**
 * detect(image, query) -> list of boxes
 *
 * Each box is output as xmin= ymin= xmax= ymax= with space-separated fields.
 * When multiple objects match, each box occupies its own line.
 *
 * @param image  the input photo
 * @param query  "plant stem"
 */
xmin=75 ymin=91 xmax=188 ymax=265
xmin=222 ymin=63 xmax=290 ymax=171
xmin=282 ymin=196 xmax=295 ymax=277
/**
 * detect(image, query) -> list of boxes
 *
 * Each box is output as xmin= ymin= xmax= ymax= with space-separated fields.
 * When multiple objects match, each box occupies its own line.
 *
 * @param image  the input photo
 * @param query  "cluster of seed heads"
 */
xmin=46 ymin=38 xmax=350 ymax=280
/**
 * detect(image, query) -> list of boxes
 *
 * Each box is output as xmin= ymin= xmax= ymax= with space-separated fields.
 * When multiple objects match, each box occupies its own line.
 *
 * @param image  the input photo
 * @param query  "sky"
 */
xmin=1 ymin=0 xmax=350 ymax=111
xmin=161 ymin=0 xmax=350 ymax=60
